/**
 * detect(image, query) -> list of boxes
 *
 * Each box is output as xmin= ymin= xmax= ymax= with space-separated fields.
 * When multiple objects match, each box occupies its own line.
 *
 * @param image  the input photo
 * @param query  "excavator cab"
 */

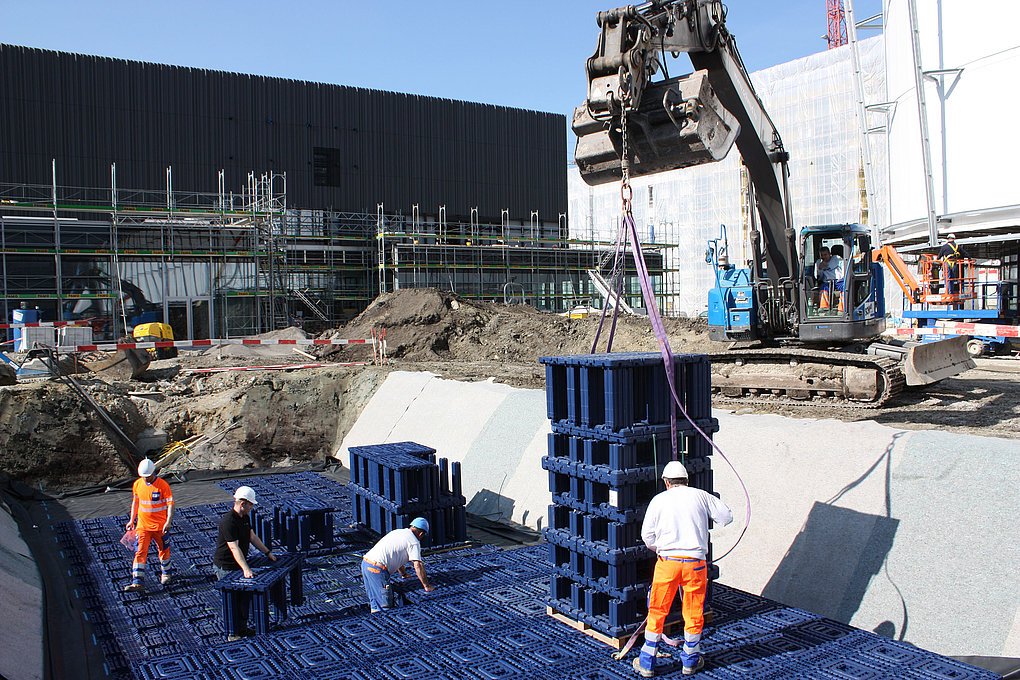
xmin=797 ymin=225 xmax=886 ymax=342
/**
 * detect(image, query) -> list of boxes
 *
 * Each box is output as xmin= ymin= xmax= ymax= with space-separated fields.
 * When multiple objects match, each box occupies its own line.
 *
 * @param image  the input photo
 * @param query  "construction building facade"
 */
xmin=0 ymin=45 xmax=668 ymax=341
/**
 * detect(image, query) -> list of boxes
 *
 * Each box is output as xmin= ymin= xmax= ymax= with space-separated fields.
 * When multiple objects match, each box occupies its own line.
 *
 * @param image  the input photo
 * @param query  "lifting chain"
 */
xmin=619 ymin=67 xmax=633 ymax=214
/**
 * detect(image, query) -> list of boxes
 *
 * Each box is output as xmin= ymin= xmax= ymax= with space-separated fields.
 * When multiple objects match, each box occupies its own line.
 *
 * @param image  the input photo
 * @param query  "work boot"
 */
xmin=632 ymin=655 xmax=655 ymax=677
xmin=123 ymin=583 xmax=144 ymax=593
xmin=160 ymin=574 xmax=173 ymax=586
xmin=682 ymin=657 xmax=705 ymax=675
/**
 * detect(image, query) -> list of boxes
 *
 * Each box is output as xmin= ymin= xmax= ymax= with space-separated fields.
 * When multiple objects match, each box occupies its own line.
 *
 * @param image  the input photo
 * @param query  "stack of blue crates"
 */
xmin=348 ymin=441 xmax=467 ymax=547
xmin=539 ymin=351 xmax=720 ymax=639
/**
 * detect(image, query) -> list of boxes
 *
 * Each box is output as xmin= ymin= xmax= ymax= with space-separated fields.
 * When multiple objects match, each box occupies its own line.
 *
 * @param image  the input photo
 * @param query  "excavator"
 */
xmin=572 ymin=0 xmax=973 ymax=406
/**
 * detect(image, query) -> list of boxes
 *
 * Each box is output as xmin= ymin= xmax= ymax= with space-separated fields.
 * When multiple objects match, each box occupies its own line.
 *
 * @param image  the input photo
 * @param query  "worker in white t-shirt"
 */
xmin=633 ymin=461 xmax=733 ymax=677
xmin=360 ymin=517 xmax=434 ymax=612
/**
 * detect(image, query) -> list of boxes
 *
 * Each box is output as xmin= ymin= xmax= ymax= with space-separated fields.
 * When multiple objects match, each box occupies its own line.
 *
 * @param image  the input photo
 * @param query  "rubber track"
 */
xmin=708 ymin=348 xmax=906 ymax=409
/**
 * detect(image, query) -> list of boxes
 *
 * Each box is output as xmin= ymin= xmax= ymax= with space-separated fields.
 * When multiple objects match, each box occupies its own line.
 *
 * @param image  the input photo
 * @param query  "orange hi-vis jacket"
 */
xmin=132 ymin=477 xmax=173 ymax=531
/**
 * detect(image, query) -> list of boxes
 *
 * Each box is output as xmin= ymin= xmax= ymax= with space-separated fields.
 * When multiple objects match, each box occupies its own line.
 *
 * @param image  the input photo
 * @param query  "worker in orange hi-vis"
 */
xmin=124 ymin=458 xmax=174 ymax=592
xmin=634 ymin=461 xmax=733 ymax=678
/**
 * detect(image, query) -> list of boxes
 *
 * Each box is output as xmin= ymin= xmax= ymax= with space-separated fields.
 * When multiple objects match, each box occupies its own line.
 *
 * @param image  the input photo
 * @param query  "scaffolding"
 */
xmin=0 ymin=163 xmax=282 ymax=341
xmin=1 ymin=165 xmax=674 ymax=340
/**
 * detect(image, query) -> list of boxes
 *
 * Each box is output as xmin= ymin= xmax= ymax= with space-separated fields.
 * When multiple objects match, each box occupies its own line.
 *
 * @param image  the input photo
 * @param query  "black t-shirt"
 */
xmin=213 ymin=509 xmax=252 ymax=570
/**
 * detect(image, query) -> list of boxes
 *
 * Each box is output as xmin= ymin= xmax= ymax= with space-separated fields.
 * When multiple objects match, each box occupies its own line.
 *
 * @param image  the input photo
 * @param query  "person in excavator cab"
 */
xmin=814 ymin=245 xmax=845 ymax=313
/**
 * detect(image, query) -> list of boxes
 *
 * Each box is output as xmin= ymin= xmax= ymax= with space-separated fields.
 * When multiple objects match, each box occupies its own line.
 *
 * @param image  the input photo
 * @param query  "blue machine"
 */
xmin=707 ymin=223 xmax=886 ymax=345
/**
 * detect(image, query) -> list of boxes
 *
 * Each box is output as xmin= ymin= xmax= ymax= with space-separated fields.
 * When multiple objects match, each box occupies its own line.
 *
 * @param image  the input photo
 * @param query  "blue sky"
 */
xmin=2 ymin=0 xmax=883 ymax=118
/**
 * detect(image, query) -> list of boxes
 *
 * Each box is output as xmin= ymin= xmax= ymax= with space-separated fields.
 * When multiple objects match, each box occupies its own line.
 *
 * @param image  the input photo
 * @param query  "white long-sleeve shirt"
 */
xmin=641 ymin=485 xmax=734 ymax=559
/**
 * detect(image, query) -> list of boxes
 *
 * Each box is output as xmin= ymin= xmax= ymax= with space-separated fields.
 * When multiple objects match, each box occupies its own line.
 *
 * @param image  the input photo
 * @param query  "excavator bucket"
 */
xmin=573 ymin=70 xmax=739 ymax=186
xmin=901 ymin=336 xmax=975 ymax=386
xmin=85 ymin=347 xmax=151 ymax=381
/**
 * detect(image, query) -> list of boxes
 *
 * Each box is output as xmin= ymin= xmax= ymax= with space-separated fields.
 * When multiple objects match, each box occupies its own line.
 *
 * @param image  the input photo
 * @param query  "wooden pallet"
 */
xmin=545 ymin=606 xmax=715 ymax=651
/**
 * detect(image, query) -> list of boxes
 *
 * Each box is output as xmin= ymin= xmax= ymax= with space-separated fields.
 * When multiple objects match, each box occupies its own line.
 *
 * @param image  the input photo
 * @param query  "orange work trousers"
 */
xmin=646 ymin=555 xmax=707 ymax=636
xmin=134 ymin=529 xmax=170 ymax=566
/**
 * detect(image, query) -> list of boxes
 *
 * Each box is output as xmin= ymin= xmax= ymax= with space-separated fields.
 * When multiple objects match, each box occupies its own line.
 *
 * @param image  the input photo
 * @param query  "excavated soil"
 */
xmin=1 ymin=288 xmax=1016 ymax=490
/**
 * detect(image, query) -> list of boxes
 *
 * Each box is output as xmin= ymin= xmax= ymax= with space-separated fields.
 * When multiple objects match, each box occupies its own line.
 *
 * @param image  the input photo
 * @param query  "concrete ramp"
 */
xmin=339 ymin=370 xmax=1020 ymax=659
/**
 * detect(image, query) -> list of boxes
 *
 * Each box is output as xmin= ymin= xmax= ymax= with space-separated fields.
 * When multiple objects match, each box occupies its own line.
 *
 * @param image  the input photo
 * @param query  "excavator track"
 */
xmin=708 ymin=348 xmax=906 ymax=409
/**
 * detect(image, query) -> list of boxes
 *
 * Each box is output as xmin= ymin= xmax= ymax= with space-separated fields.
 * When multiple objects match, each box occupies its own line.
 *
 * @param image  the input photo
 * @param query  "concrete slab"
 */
xmin=339 ymin=370 xmax=1020 ymax=658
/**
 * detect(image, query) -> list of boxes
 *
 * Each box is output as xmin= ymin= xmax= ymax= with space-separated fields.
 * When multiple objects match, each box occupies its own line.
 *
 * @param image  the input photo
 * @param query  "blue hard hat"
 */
xmin=410 ymin=517 xmax=430 ymax=533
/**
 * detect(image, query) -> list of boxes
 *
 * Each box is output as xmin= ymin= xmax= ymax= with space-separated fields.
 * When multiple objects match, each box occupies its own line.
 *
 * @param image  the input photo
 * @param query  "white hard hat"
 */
xmin=234 ymin=486 xmax=258 ymax=505
xmin=662 ymin=460 xmax=689 ymax=480
xmin=947 ymin=233 xmax=956 ymax=239
xmin=137 ymin=459 xmax=156 ymax=477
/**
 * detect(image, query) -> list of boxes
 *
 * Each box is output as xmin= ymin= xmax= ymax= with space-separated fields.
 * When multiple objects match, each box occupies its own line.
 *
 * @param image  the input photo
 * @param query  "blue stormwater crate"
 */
xmin=551 ymin=419 xmax=719 ymax=457
xmin=546 ymin=592 xmax=680 ymax=640
xmin=543 ymin=455 xmax=715 ymax=500
xmin=550 ymin=492 xmax=641 ymax=524
xmin=544 ymin=528 xmax=648 ymax=565
xmin=348 ymin=442 xmax=467 ymax=547
xmin=540 ymin=352 xmax=712 ymax=432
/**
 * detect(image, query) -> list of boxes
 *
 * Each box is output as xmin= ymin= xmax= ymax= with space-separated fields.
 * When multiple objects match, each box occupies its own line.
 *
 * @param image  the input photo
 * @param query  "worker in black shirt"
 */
xmin=937 ymin=233 xmax=969 ymax=295
xmin=213 ymin=486 xmax=276 ymax=640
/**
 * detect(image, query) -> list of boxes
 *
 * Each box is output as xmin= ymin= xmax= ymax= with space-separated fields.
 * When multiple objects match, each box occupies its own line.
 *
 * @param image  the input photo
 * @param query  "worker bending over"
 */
xmin=124 ymin=459 xmax=174 ymax=592
xmin=212 ymin=486 xmax=276 ymax=640
xmin=634 ymin=461 xmax=733 ymax=677
xmin=361 ymin=517 xmax=434 ymax=612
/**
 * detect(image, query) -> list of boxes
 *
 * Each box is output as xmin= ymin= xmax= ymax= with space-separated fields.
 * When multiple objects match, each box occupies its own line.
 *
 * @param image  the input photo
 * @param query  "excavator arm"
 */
xmin=872 ymin=245 xmax=922 ymax=303
xmin=572 ymin=0 xmax=796 ymax=288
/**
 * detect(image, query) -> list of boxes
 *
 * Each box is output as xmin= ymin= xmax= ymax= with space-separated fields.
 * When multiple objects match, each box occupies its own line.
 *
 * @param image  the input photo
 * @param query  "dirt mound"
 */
xmin=323 ymin=288 xmax=716 ymax=364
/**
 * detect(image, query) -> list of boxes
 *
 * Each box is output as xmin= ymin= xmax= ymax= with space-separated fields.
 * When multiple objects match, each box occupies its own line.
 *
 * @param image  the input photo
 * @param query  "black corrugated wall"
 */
xmin=0 ymin=45 xmax=566 ymax=222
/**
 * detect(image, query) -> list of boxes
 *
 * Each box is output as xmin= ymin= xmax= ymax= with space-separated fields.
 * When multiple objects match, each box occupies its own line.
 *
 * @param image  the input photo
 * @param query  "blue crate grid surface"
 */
xmin=541 ymin=352 xmax=721 ymax=639
xmin=50 ymin=473 xmax=997 ymax=680
xmin=347 ymin=441 xmax=467 ymax=547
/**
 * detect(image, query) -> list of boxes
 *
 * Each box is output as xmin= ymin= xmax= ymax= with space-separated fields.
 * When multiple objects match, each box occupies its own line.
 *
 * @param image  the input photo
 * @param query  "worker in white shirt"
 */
xmin=633 ymin=461 xmax=733 ymax=677
xmin=360 ymin=517 xmax=434 ymax=612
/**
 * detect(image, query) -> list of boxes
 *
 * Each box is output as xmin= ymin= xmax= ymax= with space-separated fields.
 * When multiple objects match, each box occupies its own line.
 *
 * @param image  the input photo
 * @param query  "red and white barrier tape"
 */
xmin=895 ymin=322 xmax=1019 ymax=338
xmin=0 ymin=320 xmax=91 ymax=330
xmin=32 ymin=337 xmax=377 ymax=352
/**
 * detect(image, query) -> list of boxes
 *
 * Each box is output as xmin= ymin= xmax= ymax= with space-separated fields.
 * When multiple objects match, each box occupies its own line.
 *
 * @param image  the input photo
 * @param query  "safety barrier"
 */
xmin=895 ymin=321 xmax=1020 ymax=338
xmin=12 ymin=331 xmax=388 ymax=366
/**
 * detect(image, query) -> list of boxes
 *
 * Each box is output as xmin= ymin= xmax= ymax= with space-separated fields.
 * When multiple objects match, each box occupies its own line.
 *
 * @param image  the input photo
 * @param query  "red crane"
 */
xmin=827 ymin=0 xmax=848 ymax=48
